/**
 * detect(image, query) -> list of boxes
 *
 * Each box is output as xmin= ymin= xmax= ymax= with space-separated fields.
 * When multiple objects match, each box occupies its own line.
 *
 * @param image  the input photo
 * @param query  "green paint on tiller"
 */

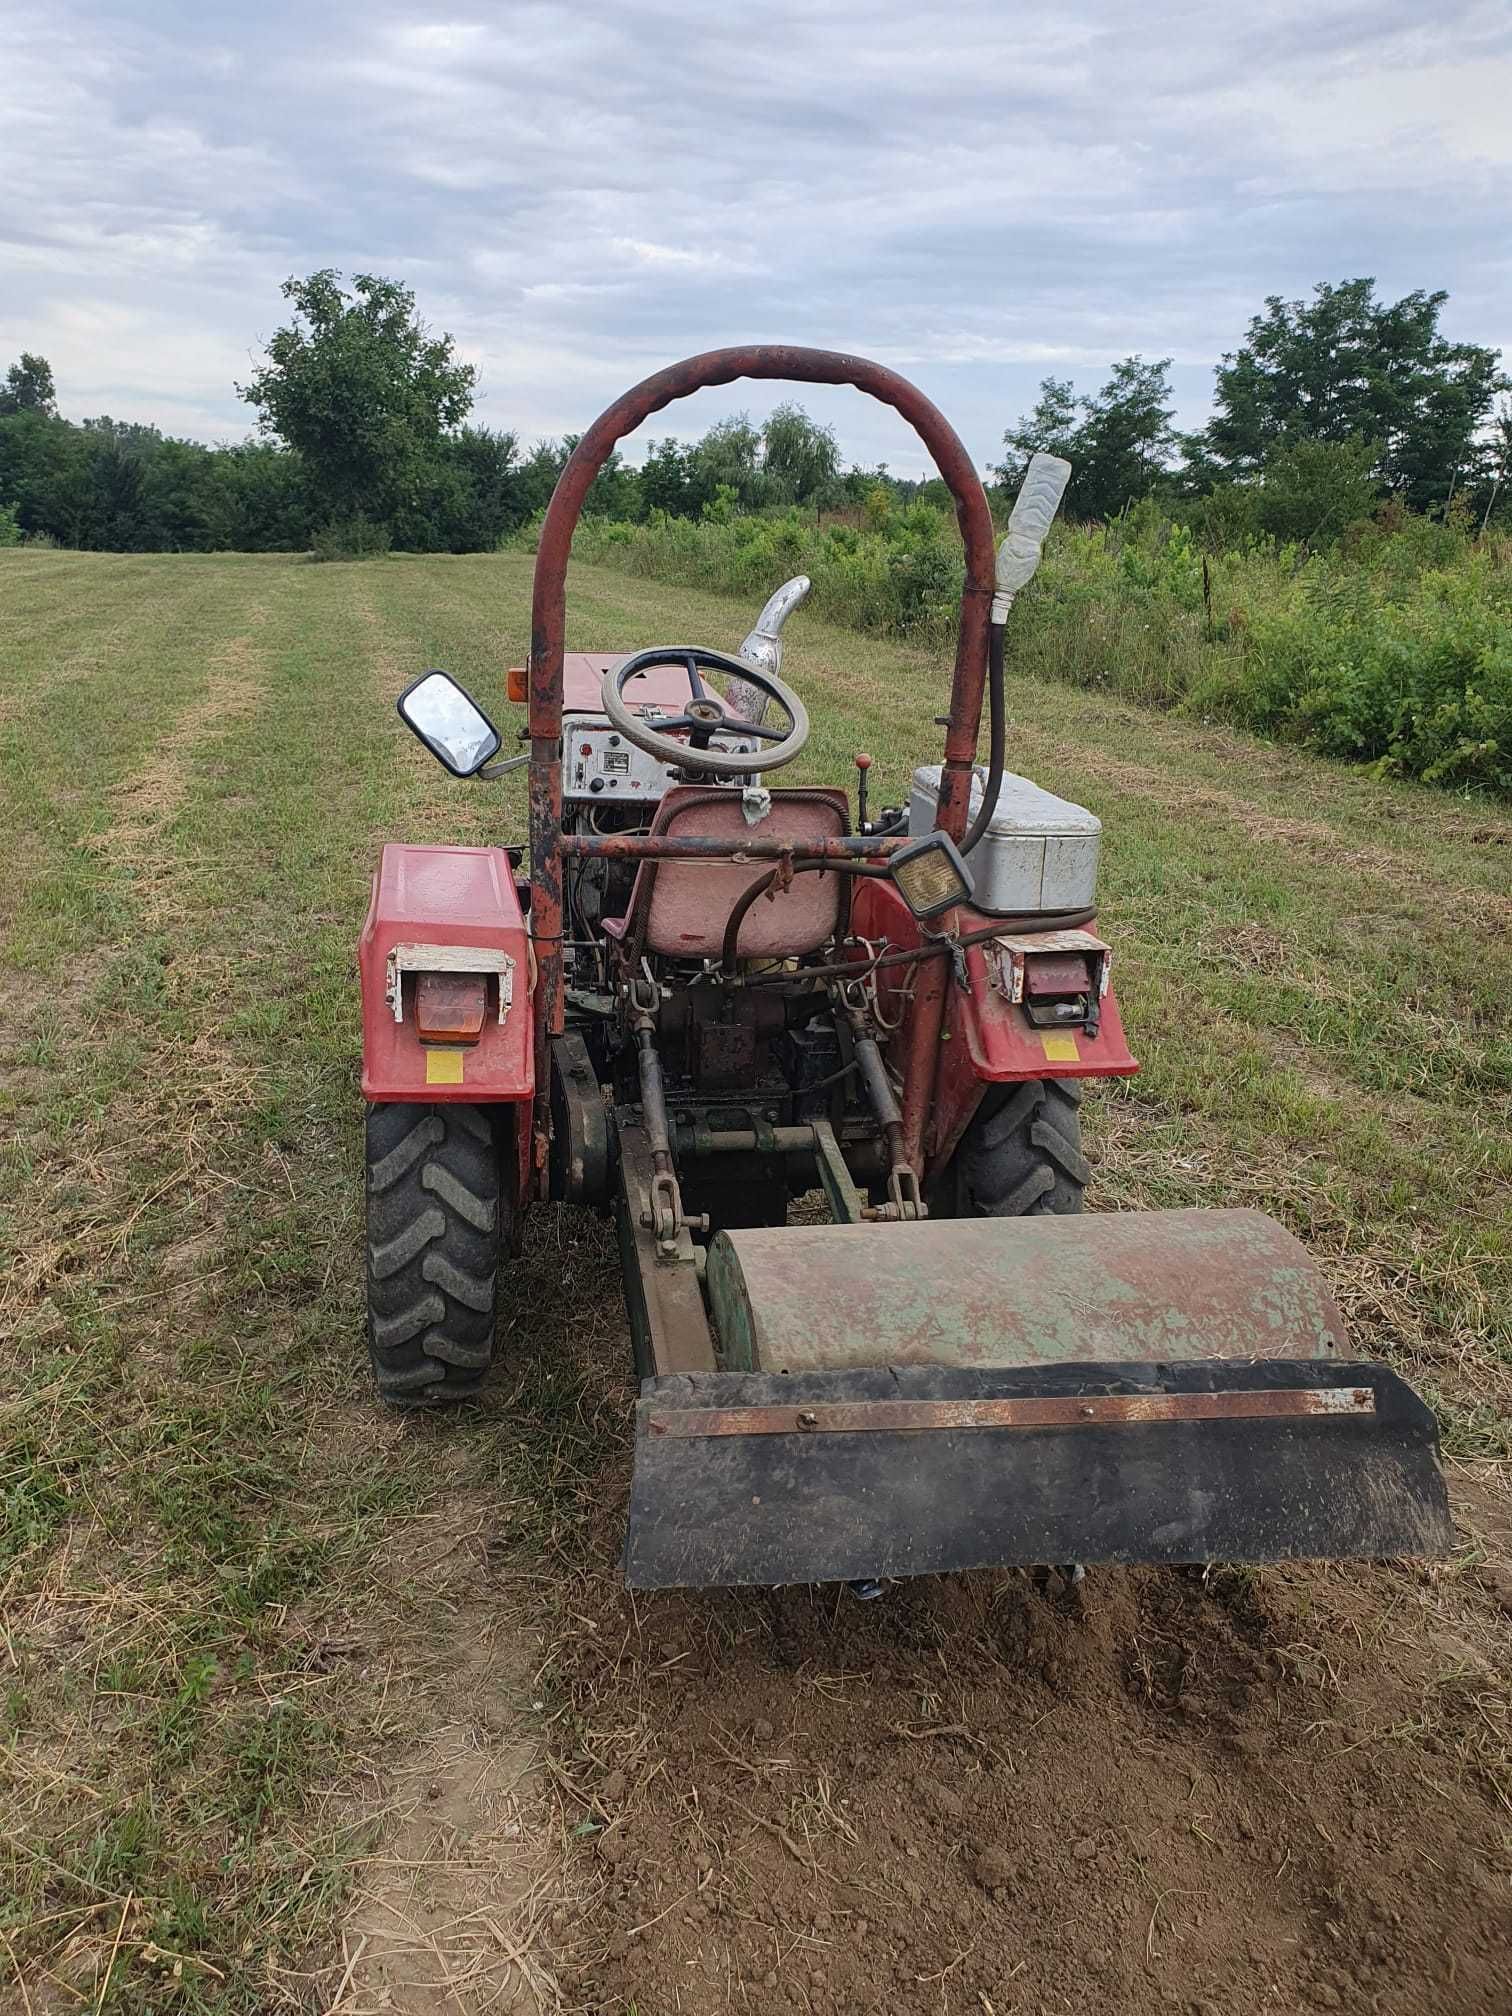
xmin=703 ymin=1207 xmax=1343 ymax=1376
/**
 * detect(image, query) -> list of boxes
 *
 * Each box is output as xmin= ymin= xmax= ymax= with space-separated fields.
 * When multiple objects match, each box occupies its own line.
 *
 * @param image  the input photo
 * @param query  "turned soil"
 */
xmin=539 ymin=1442 xmax=1511 ymax=2016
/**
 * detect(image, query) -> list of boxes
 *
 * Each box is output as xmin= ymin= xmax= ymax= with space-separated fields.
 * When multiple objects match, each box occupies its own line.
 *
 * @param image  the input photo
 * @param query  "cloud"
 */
xmin=1 ymin=0 xmax=1508 ymax=471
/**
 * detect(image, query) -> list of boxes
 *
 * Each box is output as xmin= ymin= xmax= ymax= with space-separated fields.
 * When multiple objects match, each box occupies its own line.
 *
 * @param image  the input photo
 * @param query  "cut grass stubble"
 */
xmin=0 ymin=548 xmax=1508 ymax=2008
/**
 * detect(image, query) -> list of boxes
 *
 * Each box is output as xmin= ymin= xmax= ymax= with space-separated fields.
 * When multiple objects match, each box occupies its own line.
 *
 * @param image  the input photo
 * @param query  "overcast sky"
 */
xmin=5 ymin=1 xmax=1511 ymax=475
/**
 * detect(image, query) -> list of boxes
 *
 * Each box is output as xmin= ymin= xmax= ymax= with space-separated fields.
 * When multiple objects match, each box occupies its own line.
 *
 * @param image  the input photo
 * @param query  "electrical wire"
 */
xmin=739 ymin=906 xmax=1096 ymax=987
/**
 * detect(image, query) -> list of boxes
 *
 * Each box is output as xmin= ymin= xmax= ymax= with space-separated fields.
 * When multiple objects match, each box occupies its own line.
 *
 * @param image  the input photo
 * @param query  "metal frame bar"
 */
xmin=613 ymin=1116 xmax=717 ymax=1378
xmin=645 ymin=1388 xmax=1378 ymax=1438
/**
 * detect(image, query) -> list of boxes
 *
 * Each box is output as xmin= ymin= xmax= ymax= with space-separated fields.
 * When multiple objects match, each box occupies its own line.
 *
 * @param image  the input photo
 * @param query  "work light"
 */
xmin=888 ymin=830 xmax=974 ymax=919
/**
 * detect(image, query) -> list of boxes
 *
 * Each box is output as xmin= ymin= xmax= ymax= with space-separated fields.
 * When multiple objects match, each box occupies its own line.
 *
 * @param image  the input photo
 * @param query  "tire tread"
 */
xmin=366 ymin=1102 xmax=505 ymax=1402
xmin=952 ymin=1078 xmax=1087 ymax=1219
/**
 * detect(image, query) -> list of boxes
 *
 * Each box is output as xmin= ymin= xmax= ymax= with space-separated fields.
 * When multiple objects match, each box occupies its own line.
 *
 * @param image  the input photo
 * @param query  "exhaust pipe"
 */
xmin=727 ymin=575 xmax=811 ymax=721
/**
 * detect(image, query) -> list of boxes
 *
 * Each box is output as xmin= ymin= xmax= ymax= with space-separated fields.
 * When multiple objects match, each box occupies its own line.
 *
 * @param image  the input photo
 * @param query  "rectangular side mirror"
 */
xmin=397 ymin=671 xmax=502 ymax=777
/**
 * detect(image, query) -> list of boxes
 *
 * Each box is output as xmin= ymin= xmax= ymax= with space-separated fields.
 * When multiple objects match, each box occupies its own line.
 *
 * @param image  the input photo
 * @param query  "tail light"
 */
xmin=415 ymin=971 xmax=489 ymax=1043
xmin=988 ymin=930 xmax=1110 ymax=1036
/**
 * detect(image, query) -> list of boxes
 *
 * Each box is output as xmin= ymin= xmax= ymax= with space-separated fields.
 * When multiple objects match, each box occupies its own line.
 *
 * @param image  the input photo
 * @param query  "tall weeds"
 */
xmin=566 ymin=503 xmax=1512 ymax=796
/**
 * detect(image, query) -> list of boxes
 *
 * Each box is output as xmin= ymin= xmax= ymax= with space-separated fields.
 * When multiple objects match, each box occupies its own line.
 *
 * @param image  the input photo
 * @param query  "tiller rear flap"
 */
xmin=625 ymin=1358 xmax=1451 ymax=1589
xmin=624 ymin=1209 xmax=1452 ymax=1590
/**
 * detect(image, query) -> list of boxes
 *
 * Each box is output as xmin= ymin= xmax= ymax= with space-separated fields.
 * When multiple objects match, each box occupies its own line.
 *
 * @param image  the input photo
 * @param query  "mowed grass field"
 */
xmin=1 ymin=547 xmax=1510 ymax=2012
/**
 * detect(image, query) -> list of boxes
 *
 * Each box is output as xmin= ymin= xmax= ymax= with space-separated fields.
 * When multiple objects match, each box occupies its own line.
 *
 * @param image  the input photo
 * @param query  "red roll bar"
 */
xmin=527 ymin=345 xmax=998 ymax=1171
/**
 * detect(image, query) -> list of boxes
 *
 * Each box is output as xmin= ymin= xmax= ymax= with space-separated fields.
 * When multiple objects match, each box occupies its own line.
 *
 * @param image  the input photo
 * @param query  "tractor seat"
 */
xmin=603 ymin=785 xmax=850 ymax=961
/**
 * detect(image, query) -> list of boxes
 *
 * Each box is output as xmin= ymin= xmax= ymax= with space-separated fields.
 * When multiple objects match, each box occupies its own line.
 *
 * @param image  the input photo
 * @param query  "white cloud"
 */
xmin=0 ymin=0 xmax=1508 ymax=468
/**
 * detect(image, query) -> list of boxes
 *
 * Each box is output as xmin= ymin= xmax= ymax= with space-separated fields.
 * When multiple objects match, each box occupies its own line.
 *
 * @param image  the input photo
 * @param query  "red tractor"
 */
xmin=359 ymin=346 xmax=1448 ymax=1590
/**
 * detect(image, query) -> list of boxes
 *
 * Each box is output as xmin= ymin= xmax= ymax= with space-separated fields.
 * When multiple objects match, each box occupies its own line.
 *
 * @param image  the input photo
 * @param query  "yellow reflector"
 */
xmin=425 ymin=1047 xmax=466 ymax=1085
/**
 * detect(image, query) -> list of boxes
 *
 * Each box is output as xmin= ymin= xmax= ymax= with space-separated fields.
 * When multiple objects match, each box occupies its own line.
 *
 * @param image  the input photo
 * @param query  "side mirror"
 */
xmin=397 ymin=671 xmax=502 ymax=777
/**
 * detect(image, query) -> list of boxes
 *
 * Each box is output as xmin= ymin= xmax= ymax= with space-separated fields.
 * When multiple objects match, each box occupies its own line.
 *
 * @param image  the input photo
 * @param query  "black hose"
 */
xmin=720 ymin=859 xmax=889 ymax=976
xmin=958 ymin=620 xmax=1006 ymax=860
xmin=740 ymin=905 xmax=1097 ymax=987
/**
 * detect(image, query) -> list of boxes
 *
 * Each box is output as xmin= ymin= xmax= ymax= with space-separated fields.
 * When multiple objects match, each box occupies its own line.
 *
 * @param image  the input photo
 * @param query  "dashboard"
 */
xmin=563 ymin=714 xmax=762 ymax=803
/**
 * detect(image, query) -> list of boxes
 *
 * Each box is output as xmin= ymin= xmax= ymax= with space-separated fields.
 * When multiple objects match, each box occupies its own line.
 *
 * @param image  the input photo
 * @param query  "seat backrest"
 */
xmin=635 ymin=786 xmax=850 ymax=961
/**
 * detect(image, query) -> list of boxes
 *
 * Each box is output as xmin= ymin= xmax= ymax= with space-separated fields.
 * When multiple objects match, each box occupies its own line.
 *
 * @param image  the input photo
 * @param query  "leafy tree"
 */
xmin=999 ymin=357 xmax=1176 ymax=520
xmin=761 ymin=402 xmax=839 ymax=503
xmin=998 ymin=377 xmax=1079 ymax=473
xmin=0 ymin=353 xmax=56 ymax=417
xmin=1479 ymin=399 xmax=1512 ymax=528
xmin=639 ymin=437 xmax=701 ymax=518
xmin=571 ymin=440 xmax=640 ymax=521
xmin=440 ymin=427 xmax=524 ymax=549
xmin=691 ymin=414 xmax=765 ymax=509
xmin=1254 ymin=436 xmax=1381 ymax=545
xmin=517 ymin=435 xmax=639 ymax=522
xmin=1192 ymin=280 xmax=1508 ymax=508
xmin=239 ymin=271 xmax=476 ymax=527
xmin=519 ymin=438 xmax=570 ymax=516
xmin=0 ymin=411 xmax=92 ymax=543
xmin=198 ymin=443 xmax=309 ymax=551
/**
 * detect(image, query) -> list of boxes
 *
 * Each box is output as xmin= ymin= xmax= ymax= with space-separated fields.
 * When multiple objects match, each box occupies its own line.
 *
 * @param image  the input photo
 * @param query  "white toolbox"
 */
xmin=908 ymin=766 xmax=1100 ymax=911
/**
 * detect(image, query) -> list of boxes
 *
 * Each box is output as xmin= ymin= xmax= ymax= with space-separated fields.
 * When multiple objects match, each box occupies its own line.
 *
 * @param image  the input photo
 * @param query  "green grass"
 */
xmin=1 ymin=547 xmax=1509 ymax=2003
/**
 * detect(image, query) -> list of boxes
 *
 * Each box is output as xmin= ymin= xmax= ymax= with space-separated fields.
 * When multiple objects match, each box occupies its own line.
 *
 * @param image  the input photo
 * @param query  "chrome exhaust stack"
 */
xmin=727 ymin=574 xmax=811 ymax=721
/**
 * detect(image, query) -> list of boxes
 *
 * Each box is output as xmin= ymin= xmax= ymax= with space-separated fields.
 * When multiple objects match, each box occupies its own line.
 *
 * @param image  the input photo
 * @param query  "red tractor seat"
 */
xmin=606 ymin=785 xmax=851 ymax=961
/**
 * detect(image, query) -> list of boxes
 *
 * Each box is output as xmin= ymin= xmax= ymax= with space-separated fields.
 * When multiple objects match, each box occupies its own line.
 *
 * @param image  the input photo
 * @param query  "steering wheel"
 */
xmin=600 ymin=647 xmax=809 ymax=777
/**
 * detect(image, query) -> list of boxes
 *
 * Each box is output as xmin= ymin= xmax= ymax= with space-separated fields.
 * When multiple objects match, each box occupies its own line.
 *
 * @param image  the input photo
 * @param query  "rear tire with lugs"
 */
xmin=949 ymin=1078 xmax=1089 ymax=1217
xmin=365 ymin=1102 xmax=504 ymax=1403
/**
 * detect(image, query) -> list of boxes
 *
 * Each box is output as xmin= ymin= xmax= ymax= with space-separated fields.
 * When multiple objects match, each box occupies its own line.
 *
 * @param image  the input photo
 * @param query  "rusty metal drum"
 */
xmin=704 ymin=1208 xmax=1346 ymax=1376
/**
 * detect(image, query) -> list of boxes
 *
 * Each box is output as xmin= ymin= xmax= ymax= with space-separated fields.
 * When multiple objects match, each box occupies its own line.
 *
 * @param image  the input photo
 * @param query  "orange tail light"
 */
xmin=415 ymin=971 xmax=488 ymax=1043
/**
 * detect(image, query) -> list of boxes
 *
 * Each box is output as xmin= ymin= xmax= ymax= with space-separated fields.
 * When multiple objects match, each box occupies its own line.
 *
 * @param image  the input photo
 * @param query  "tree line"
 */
xmin=3 ymin=271 xmax=1508 ymax=556
xmin=1000 ymin=281 xmax=1510 ymax=539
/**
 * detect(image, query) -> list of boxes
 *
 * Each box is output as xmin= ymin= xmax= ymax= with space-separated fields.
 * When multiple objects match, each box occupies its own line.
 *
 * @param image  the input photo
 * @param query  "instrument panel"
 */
xmin=563 ymin=715 xmax=761 ymax=802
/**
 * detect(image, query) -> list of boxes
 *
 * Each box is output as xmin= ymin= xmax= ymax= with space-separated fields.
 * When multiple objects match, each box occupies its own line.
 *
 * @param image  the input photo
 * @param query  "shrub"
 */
xmin=308 ymin=514 xmax=391 ymax=562
xmin=577 ymin=496 xmax=1510 ymax=796
xmin=1254 ymin=436 xmax=1381 ymax=545
xmin=0 ymin=501 xmax=20 ymax=546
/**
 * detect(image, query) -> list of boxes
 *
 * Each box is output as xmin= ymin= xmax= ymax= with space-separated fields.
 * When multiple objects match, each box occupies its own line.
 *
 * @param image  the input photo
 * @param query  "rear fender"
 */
xmin=359 ymin=844 xmax=535 ymax=1107
xmin=848 ymin=879 xmax=1138 ymax=1168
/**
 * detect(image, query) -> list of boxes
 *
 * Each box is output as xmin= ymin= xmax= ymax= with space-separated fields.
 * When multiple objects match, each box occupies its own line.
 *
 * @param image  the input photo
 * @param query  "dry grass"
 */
xmin=1 ymin=548 xmax=1508 ymax=2012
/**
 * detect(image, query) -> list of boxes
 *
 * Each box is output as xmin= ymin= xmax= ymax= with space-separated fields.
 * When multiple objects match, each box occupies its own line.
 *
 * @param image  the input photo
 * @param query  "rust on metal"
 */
xmin=558 ymin=831 xmax=901 ymax=861
xmin=615 ymin=1118 xmax=718 ymax=1377
xmin=703 ymin=1208 xmax=1352 ymax=1375
xmin=647 ymin=1387 xmax=1378 ymax=1439
xmin=527 ymin=346 xmax=998 ymax=1147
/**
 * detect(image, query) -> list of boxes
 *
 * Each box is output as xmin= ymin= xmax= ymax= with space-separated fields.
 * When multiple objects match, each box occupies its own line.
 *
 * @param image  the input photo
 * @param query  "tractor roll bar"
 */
xmin=530 ymin=351 xmax=995 ymax=928
xmin=528 ymin=345 xmax=999 ymax=1166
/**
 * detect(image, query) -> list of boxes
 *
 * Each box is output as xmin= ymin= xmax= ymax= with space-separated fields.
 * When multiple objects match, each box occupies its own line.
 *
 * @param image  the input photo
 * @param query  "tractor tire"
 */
xmin=945 ymin=1078 xmax=1089 ymax=1218
xmin=365 ymin=1102 xmax=505 ymax=1403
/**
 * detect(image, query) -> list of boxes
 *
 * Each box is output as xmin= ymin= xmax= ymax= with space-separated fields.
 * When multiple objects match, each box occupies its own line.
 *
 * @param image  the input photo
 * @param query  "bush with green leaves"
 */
xmin=578 ymin=496 xmax=1511 ymax=796
xmin=1194 ymin=551 xmax=1512 ymax=791
xmin=0 ymin=501 xmax=21 ymax=547
xmin=308 ymin=514 xmax=391 ymax=562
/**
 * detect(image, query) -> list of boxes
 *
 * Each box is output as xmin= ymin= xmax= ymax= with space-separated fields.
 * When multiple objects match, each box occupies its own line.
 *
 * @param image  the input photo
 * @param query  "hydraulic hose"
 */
xmin=958 ymin=619 xmax=1006 ymax=862
xmin=740 ymin=906 xmax=1097 ymax=988
xmin=720 ymin=858 xmax=889 ymax=976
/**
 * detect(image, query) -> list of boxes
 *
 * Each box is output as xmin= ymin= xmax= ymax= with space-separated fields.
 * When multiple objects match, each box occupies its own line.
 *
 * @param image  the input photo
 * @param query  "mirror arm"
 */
xmin=476 ymin=752 xmax=530 ymax=780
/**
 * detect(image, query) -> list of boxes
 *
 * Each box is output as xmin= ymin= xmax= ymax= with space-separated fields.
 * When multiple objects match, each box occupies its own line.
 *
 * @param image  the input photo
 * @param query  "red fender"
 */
xmin=359 ymin=844 xmax=534 ymax=1109
xmin=848 ymin=878 xmax=1138 ymax=1171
